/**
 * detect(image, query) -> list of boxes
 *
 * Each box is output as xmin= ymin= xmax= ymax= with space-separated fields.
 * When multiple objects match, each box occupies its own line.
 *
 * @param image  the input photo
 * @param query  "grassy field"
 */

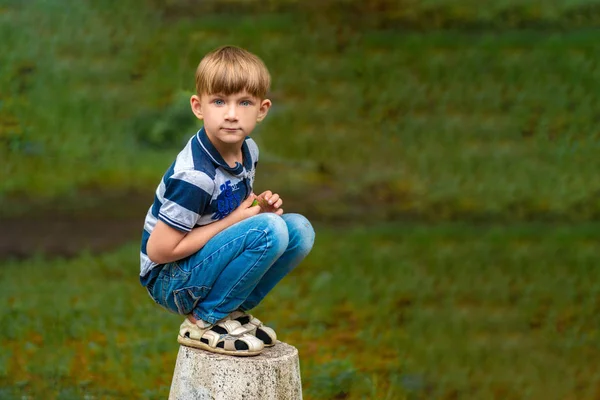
xmin=2 ymin=0 xmax=600 ymax=221
xmin=1 ymin=223 xmax=599 ymax=399
xmin=2 ymin=0 xmax=600 ymax=398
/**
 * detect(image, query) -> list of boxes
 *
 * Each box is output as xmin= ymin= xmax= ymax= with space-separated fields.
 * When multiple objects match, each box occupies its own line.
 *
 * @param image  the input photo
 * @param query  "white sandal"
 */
xmin=177 ymin=318 xmax=264 ymax=356
xmin=229 ymin=311 xmax=277 ymax=347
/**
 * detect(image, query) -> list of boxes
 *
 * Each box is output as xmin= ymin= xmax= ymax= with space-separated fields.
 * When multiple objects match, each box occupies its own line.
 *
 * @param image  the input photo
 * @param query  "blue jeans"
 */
xmin=147 ymin=213 xmax=315 ymax=324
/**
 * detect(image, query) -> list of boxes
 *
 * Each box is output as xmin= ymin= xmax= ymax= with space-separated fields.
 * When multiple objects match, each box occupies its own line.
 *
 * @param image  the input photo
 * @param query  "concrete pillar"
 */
xmin=169 ymin=341 xmax=302 ymax=400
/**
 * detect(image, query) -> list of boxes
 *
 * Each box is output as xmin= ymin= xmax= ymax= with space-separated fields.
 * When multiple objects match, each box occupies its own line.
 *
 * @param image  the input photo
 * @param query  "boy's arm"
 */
xmin=147 ymin=195 xmax=260 ymax=264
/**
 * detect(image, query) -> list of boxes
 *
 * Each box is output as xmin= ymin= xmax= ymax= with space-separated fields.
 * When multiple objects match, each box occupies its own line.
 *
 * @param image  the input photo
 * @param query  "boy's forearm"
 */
xmin=163 ymin=214 xmax=240 ymax=263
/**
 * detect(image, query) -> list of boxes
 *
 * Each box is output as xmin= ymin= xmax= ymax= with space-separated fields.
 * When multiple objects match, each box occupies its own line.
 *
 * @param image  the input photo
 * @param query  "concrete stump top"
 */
xmin=169 ymin=341 xmax=302 ymax=400
xmin=180 ymin=340 xmax=298 ymax=363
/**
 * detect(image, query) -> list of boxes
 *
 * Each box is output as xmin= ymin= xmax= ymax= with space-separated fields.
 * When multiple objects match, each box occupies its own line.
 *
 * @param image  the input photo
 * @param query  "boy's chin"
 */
xmin=221 ymin=133 xmax=246 ymax=141
xmin=207 ymin=129 xmax=244 ymax=140
xmin=213 ymin=134 xmax=248 ymax=146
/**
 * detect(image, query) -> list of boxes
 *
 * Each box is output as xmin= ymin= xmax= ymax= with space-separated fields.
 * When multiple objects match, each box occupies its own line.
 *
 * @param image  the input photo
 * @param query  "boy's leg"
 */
xmin=239 ymin=213 xmax=315 ymax=311
xmin=196 ymin=213 xmax=290 ymax=323
xmin=153 ymin=213 xmax=290 ymax=324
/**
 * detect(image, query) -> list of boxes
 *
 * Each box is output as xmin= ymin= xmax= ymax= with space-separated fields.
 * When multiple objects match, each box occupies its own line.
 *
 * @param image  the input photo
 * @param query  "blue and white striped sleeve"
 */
xmin=158 ymin=170 xmax=214 ymax=232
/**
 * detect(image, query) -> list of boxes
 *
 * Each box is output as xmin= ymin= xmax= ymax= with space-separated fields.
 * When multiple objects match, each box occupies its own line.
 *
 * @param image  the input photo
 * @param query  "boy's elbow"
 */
xmin=148 ymin=253 xmax=167 ymax=265
xmin=147 ymin=222 xmax=185 ymax=264
xmin=147 ymin=248 xmax=163 ymax=264
xmin=146 ymin=243 xmax=171 ymax=265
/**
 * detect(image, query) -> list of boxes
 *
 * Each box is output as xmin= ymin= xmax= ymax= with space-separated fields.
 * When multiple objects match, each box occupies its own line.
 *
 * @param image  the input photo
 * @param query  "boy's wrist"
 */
xmin=224 ymin=210 xmax=242 ymax=226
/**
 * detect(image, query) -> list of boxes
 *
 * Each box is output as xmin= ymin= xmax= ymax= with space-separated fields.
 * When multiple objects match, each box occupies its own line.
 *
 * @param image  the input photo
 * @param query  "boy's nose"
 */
xmin=225 ymin=105 xmax=237 ymax=120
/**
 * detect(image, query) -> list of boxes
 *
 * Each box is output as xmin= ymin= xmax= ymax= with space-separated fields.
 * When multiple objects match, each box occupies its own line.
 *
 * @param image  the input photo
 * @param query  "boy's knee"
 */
xmin=253 ymin=213 xmax=288 ymax=233
xmin=284 ymin=213 xmax=315 ymax=251
xmin=249 ymin=213 xmax=289 ymax=253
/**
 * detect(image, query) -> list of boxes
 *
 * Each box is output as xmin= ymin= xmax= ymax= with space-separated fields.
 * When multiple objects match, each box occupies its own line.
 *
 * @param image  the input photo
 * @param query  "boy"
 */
xmin=139 ymin=46 xmax=315 ymax=356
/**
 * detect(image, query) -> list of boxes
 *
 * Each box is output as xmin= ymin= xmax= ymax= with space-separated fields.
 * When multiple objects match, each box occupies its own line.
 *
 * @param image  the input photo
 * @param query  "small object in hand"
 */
xmin=251 ymin=199 xmax=259 ymax=207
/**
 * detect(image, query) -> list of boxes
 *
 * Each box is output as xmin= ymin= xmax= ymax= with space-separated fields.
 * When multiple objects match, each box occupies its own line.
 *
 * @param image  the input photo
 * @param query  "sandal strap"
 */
xmin=180 ymin=319 xmax=207 ymax=341
xmin=220 ymin=334 xmax=263 ymax=352
xmin=217 ymin=319 xmax=247 ymax=335
xmin=227 ymin=312 xmax=277 ymax=344
xmin=228 ymin=311 xmax=262 ymax=328
xmin=202 ymin=330 xmax=222 ymax=348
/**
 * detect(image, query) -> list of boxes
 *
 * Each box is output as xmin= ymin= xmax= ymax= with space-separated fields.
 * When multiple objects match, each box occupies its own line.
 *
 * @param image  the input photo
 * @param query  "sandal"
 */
xmin=177 ymin=318 xmax=264 ymax=356
xmin=229 ymin=311 xmax=277 ymax=347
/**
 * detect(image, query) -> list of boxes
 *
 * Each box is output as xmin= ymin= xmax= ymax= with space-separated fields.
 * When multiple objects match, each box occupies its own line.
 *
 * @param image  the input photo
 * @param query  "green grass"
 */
xmin=2 ymin=1 xmax=600 ymax=221
xmin=1 ymin=223 xmax=599 ymax=399
xmin=2 ymin=3 xmax=600 ymax=397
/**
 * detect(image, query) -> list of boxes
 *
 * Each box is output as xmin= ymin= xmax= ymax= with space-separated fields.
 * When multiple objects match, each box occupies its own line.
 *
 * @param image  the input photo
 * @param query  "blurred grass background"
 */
xmin=1 ymin=0 xmax=600 ymax=398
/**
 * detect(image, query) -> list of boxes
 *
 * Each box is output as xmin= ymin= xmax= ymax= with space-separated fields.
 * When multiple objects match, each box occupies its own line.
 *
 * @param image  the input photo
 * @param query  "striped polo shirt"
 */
xmin=139 ymin=127 xmax=258 ymax=283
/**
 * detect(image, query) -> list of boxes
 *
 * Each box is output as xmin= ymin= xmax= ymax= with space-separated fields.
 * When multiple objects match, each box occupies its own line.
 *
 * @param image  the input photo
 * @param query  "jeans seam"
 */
xmin=188 ymin=229 xmax=264 ymax=274
xmin=206 ymin=228 xmax=270 ymax=321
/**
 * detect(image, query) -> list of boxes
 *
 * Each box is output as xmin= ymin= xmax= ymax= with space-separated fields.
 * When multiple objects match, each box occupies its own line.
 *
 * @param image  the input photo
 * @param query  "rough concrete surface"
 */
xmin=169 ymin=341 xmax=302 ymax=400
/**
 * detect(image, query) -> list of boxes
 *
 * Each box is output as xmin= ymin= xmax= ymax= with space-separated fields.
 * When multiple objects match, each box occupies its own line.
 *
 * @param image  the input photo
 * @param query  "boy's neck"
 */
xmin=209 ymin=136 xmax=244 ymax=168
xmin=221 ymin=149 xmax=243 ymax=168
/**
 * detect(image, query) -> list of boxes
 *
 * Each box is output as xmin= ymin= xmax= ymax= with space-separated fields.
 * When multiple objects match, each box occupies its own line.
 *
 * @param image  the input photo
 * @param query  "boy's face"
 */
xmin=190 ymin=91 xmax=271 ymax=148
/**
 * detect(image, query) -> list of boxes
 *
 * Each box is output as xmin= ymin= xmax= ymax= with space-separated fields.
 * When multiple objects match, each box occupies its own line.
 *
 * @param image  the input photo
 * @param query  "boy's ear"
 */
xmin=190 ymin=95 xmax=204 ymax=120
xmin=257 ymin=99 xmax=272 ymax=122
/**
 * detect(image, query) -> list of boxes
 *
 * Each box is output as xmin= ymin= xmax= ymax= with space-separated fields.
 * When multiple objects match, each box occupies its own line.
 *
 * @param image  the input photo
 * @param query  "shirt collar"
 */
xmin=196 ymin=127 xmax=252 ymax=175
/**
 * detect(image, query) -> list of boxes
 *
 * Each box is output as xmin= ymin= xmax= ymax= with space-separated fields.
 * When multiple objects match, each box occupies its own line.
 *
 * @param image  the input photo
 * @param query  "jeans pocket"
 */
xmin=173 ymin=286 xmax=209 ymax=315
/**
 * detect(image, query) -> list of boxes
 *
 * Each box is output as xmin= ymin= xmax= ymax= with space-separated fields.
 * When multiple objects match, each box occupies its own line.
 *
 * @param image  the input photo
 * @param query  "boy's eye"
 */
xmin=214 ymin=99 xmax=225 ymax=105
xmin=240 ymin=100 xmax=251 ymax=106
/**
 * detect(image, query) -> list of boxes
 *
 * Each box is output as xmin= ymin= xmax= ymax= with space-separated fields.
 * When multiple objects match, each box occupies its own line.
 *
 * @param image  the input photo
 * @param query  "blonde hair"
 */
xmin=195 ymin=46 xmax=271 ymax=99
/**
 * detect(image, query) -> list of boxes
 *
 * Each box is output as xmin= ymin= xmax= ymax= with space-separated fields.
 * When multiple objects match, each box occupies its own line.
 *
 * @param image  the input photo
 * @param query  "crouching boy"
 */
xmin=139 ymin=45 xmax=315 ymax=356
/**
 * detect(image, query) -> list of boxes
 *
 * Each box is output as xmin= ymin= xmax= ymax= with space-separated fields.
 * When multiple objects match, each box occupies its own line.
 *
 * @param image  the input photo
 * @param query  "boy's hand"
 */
xmin=254 ymin=190 xmax=284 ymax=216
xmin=230 ymin=194 xmax=262 ymax=223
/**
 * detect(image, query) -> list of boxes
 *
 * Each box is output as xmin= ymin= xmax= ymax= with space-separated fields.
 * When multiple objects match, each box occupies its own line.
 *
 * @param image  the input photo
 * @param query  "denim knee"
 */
xmin=247 ymin=213 xmax=289 ymax=257
xmin=283 ymin=213 xmax=315 ymax=256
